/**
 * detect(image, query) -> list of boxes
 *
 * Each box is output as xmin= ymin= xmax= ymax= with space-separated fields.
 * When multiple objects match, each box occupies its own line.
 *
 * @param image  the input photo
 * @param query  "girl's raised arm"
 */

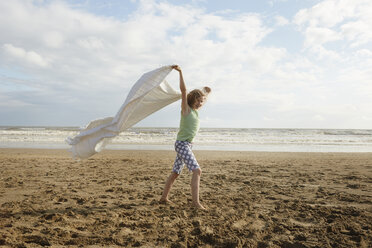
xmin=172 ymin=65 xmax=189 ymax=115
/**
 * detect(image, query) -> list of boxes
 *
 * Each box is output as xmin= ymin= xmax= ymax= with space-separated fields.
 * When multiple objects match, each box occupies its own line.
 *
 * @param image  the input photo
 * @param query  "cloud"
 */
xmin=274 ymin=15 xmax=289 ymax=26
xmin=3 ymin=43 xmax=49 ymax=67
xmin=294 ymin=0 xmax=372 ymax=49
xmin=0 ymin=0 xmax=371 ymax=128
xmin=268 ymin=0 xmax=289 ymax=8
xmin=303 ymin=27 xmax=341 ymax=48
xmin=0 ymin=0 xmax=279 ymax=125
xmin=43 ymin=31 xmax=65 ymax=48
xmin=0 ymin=92 xmax=35 ymax=107
xmin=0 ymin=0 xmax=275 ymax=95
xmin=293 ymin=0 xmax=362 ymax=28
xmin=341 ymin=20 xmax=372 ymax=47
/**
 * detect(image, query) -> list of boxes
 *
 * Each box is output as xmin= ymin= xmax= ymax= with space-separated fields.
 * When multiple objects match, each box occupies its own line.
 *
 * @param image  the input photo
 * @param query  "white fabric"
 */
xmin=66 ymin=65 xmax=181 ymax=159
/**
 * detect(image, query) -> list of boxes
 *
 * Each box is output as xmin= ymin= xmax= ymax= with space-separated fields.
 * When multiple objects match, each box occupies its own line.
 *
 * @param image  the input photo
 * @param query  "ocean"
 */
xmin=1 ymin=126 xmax=372 ymax=152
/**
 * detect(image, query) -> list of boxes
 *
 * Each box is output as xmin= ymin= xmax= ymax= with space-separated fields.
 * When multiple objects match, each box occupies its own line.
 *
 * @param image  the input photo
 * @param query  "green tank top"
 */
xmin=176 ymin=109 xmax=200 ymax=142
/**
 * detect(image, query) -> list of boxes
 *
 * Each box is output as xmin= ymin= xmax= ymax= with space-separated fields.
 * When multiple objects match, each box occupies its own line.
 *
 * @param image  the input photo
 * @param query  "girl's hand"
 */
xmin=203 ymin=86 xmax=211 ymax=94
xmin=172 ymin=65 xmax=182 ymax=72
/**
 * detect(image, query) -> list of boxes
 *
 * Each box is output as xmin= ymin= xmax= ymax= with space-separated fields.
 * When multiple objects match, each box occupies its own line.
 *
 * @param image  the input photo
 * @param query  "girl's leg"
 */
xmin=160 ymin=172 xmax=179 ymax=203
xmin=191 ymin=168 xmax=205 ymax=209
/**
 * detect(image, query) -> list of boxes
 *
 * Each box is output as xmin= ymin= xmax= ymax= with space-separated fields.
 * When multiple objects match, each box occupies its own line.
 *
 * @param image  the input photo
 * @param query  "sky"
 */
xmin=0 ymin=0 xmax=371 ymax=129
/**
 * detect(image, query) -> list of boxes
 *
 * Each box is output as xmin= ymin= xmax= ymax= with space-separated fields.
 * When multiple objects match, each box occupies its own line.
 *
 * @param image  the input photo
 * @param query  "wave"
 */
xmin=0 ymin=126 xmax=80 ymax=131
xmin=322 ymin=129 xmax=372 ymax=136
xmin=1 ymin=126 xmax=372 ymax=152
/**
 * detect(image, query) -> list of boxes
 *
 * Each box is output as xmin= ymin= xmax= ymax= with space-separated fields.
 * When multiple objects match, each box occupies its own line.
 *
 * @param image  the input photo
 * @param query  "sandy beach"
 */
xmin=0 ymin=148 xmax=371 ymax=247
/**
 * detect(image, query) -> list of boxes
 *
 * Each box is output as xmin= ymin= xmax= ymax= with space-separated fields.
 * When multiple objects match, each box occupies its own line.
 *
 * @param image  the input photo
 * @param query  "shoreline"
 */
xmin=2 ymin=126 xmax=372 ymax=153
xmin=1 ymin=147 xmax=371 ymax=165
xmin=1 ymin=148 xmax=372 ymax=160
xmin=1 ymin=143 xmax=372 ymax=153
xmin=1 ymin=148 xmax=371 ymax=247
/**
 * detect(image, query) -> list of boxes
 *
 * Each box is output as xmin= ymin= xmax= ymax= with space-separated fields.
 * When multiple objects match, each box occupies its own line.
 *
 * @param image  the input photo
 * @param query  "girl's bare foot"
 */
xmin=192 ymin=202 xmax=206 ymax=210
xmin=159 ymin=198 xmax=174 ymax=205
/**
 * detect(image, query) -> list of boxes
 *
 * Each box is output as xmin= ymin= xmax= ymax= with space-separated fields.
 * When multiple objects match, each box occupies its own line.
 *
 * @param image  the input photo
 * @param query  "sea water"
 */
xmin=1 ymin=126 xmax=372 ymax=152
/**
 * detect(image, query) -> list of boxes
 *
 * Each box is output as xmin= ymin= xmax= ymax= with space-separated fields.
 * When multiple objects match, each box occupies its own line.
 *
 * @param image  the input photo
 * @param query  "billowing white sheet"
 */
xmin=66 ymin=65 xmax=181 ymax=159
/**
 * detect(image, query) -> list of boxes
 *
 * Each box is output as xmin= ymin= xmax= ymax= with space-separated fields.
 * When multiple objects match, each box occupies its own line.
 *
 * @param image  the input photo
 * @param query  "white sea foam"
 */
xmin=0 ymin=126 xmax=371 ymax=152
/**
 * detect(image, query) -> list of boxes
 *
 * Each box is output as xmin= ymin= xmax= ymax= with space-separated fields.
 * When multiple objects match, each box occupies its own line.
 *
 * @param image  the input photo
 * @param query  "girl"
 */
xmin=160 ymin=65 xmax=211 ymax=210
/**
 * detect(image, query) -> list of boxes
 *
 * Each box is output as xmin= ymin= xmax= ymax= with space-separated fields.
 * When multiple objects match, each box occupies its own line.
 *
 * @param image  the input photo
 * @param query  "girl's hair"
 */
xmin=187 ymin=87 xmax=211 ymax=106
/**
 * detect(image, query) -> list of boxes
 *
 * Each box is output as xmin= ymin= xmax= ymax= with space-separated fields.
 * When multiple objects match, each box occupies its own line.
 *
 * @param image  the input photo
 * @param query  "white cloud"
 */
xmin=303 ymin=26 xmax=341 ymax=48
xmin=274 ymin=15 xmax=289 ymax=26
xmin=43 ymin=31 xmax=65 ymax=48
xmin=268 ymin=0 xmax=289 ymax=8
xmin=312 ymin=115 xmax=324 ymax=121
xmin=308 ymin=45 xmax=341 ymax=60
xmin=341 ymin=20 xmax=372 ymax=47
xmin=0 ymin=0 xmax=371 ymax=128
xmin=294 ymin=0 xmax=372 ymax=50
xmin=294 ymin=0 xmax=356 ymax=28
xmin=356 ymin=49 xmax=372 ymax=57
xmin=0 ymin=0 xmax=279 ymax=125
xmin=3 ymin=43 xmax=49 ymax=67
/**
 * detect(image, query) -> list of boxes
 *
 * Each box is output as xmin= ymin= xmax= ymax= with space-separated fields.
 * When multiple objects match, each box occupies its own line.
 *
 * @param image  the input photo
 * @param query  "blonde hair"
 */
xmin=187 ymin=87 xmax=211 ymax=106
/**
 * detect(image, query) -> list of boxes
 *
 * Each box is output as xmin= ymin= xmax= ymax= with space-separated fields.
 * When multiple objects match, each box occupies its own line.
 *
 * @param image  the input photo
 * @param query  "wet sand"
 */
xmin=0 ymin=148 xmax=371 ymax=247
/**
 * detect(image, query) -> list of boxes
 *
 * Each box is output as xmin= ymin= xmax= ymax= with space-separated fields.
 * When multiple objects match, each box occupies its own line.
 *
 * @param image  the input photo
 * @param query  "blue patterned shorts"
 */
xmin=172 ymin=140 xmax=200 ymax=174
